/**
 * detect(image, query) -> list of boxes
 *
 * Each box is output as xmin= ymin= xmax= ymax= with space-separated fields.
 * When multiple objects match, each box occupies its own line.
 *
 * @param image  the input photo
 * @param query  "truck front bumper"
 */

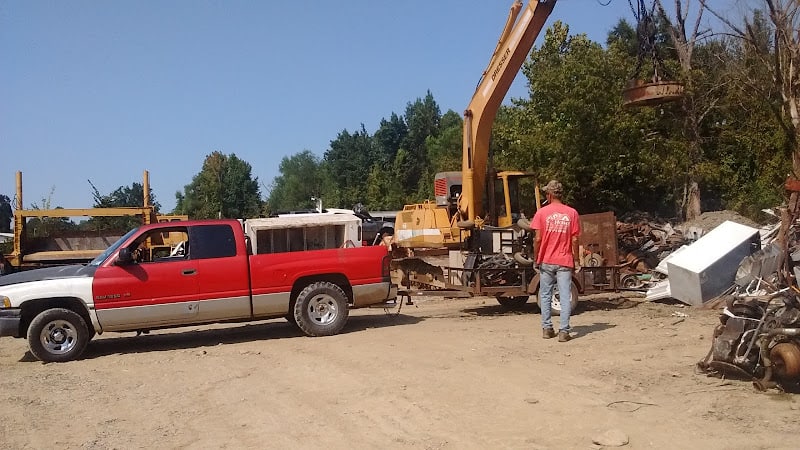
xmin=0 ymin=309 xmax=22 ymax=338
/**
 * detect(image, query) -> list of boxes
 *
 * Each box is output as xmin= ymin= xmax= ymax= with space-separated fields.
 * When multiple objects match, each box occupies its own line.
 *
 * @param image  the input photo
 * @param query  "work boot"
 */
xmin=542 ymin=328 xmax=556 ymax=339
xmin=558 ymin=330 xmax=571 ymax=342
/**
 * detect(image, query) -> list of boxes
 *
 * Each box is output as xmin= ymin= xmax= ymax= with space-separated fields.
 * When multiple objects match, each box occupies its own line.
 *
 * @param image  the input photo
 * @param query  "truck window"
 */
xmin=128 ymin=227 xmax=190 ymax=263
xmin=189 ymin=224 xmax=237 ymax=259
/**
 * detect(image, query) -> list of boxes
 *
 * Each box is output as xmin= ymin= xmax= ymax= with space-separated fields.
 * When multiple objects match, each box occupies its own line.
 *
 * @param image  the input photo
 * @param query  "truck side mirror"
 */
xmin=116 ymin=247 xmax=134 ymax=265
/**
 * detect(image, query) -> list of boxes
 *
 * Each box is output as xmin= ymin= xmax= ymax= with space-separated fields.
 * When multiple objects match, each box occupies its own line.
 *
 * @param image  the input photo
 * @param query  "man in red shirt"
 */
xmin=532 ymin=180 xmax=581 ymax=342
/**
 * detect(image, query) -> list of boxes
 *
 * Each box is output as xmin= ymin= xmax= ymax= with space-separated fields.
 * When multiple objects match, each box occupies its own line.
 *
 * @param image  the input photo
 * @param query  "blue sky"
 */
xmin=1 ymin=0 xmax=742 ymax=212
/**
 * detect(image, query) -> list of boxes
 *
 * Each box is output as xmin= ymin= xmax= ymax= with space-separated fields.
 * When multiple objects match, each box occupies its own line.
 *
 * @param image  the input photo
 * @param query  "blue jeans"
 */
xmin=539 ymin=263 xmax=573 ymax=331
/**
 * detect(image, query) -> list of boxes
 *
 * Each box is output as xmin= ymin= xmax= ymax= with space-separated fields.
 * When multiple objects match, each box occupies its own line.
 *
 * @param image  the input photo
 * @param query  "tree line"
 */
xmin=3 ymin=3 xmax=798 ymax=227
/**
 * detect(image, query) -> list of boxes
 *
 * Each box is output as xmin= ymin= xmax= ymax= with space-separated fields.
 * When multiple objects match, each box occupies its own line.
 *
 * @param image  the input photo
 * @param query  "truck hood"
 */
xmin=0 ymin=264 xmax=97 ymax=287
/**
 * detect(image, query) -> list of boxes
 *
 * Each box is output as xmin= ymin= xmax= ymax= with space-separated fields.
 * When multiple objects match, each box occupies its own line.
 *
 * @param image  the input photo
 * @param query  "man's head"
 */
xmin=542 ymin=180 xmax=564 ymax=200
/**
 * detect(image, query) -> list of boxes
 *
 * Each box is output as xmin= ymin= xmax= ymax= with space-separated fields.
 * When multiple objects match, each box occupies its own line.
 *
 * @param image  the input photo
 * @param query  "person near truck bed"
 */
xmin=532 ymin=180 xmax=581 ymax=342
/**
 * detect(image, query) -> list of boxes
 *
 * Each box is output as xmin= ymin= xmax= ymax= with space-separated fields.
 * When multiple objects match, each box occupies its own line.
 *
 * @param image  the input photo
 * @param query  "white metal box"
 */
xmin=666 ymin=220 xmax=759 ymax=306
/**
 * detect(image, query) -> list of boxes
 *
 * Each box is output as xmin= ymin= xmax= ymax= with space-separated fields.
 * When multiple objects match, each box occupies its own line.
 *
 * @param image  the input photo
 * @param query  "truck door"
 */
xmin=188 ymin=223 xmax=252 ymax=322
xmin=93 ymin=226 xmax=200 ymax=331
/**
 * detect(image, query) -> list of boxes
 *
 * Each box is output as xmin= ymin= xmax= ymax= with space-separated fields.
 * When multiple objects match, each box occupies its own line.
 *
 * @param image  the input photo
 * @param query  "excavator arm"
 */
xmin=459 ymin=0 xmax=557 ymax=223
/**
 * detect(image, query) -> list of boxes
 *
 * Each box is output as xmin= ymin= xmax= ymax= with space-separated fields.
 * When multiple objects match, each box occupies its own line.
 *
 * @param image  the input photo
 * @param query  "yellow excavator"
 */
xmin=394 ymin=0 xmax=555 ymax=251
xmin=389 ymin=1 xmax=562 ymax=310
xmin=391 ymin=0 xmax=684 ymax=311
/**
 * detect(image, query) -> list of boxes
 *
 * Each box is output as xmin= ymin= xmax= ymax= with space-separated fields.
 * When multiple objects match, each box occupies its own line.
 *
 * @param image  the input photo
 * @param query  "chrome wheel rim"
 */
xmin=40 ymin=319 xmax=78 ymax=355
xmin=307 ymin=294 xmax=339 ymax=325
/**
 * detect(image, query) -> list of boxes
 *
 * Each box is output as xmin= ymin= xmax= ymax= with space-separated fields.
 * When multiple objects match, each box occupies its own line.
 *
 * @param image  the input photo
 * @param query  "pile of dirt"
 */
xmin=678 ymin=210 xmax=763 ymax=232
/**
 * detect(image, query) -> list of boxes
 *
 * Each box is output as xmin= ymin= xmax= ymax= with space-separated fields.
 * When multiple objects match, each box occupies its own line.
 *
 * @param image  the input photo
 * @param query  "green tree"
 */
xmin=267 ymin=150 xmax=324 ymax=212
xmin=365 ymin=112 xmax=411 ymax=209
xmin=373 ymin=113 xmax=407 ymax=165
xmin=175 ymin=151 xmax=262 ymax=219
xmin=0 ymin=194 xmax=11 ymax=233
xmin=419 ymin=109 xmax=462 ymax=200
xmin=84 ymin=180 xmax=161 ymax=232
xmin=399 ymin=91 xmax=442 ymax=200
xmin=510 ymin=21 xmax=669 ymax=214
xmin=22 ymin=188 xmax=78 ymax=240
xmin=699 ymin=10 xmax=789 ymax=218
xmin=322 ymin=125 xmax=377 ymax=208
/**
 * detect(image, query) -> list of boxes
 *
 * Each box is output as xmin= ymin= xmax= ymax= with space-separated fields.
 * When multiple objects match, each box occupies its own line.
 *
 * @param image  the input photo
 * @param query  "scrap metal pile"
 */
xmin=697 ymin=290 xmax=800 ymax=392
xmin=615 ymin=213 xmax=689 ymax=273
xmin=691 ymin=212 xmax=800 ymax=392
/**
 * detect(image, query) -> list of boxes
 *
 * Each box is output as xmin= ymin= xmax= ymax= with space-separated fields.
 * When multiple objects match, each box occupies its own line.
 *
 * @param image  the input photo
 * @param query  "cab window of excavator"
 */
xmin=511 ymin=177 xmax=538 ymax=220
xmin=492 ymin=178 xmax=507 ymax=220
xmin=508 ymin=178 xmax=520 ymax=218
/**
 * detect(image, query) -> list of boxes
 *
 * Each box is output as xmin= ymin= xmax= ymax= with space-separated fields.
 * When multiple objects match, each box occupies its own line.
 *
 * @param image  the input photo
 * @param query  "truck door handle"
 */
xmin=182 ymin=269 xmax=197 ymax=276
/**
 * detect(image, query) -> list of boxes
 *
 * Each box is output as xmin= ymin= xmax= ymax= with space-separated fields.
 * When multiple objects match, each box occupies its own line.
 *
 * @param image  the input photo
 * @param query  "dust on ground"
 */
xmin=1 ymin=294 xmax=797 ymax=450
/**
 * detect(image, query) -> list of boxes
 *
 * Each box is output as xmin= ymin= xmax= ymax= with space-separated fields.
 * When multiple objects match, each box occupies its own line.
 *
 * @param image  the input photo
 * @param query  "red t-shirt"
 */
xmin=531 ymin=203 xmax=581 ymax=267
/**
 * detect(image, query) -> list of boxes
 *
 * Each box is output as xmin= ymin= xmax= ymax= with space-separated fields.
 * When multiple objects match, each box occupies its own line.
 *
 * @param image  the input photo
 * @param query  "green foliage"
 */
xmin=511 ymin=21 xmax=666 ymax=214
xmin=402 ymin=92 xmax=441 ymax=195
xmin=0 ymin=194 xmax=11 ymax=233
xmin=175 ymin=151 xmax=262 ymax=219
xmin=322 ymin=125 xmax=378 ymax=209
xmin=83 ymin=181 xmax=161 ymax=232
xmin=267 ymin=150 xmax=324 ymax=213
xmin=263 ymin=10 xmax=793 ymax=224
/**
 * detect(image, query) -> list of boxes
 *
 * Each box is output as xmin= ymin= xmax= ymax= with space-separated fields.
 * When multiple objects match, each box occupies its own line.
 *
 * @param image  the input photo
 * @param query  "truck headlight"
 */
xmin=0 ymin=296 xmax=10 ymax=308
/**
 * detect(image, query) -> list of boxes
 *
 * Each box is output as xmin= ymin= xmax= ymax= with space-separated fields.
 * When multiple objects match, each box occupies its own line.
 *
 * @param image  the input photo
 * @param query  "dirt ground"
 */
xmin=1 ymin=293 xmax=798 ymax=450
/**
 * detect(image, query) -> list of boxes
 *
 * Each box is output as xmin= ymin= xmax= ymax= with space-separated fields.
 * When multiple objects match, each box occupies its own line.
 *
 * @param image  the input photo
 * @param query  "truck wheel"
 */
xmin=293 ymin=282 xmax=350 ymax=337
xmin=285 ymin=312 xmax=299 ymax=328
xmin=536 ymin=282 xmax=580 ymax=315
xmin=27 ymin=308 xmax=90 ymax=362
xmin=496 ymin=296 xmax=528 ymax=309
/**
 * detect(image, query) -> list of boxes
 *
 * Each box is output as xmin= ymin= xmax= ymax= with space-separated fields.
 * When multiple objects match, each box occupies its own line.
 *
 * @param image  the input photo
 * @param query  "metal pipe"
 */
xmin=15 ymin=171 xmax=22 ymax=210
xmin=756 ymin=335 xmax=774 ymax=389
xmin=143 ymin=170 xmax=151 ymax=208
xmin=766 ymin=328 xmax=800 ymax=337
xmin=736 ymin=307 xmax=770 ymax=365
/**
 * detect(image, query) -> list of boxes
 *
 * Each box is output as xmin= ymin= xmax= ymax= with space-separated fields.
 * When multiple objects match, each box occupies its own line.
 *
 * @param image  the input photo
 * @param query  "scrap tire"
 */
xmin=293 ymin=281 xmax=350 ymax=337
xmin=496 ymin=296 xmax=529 ymax=309
xmin=536 ymin=282 xmax=580 ymax=315
xmin=513 ymin=252 xmax=535 ymax=266
xmin=27 ymin=308 xmax=90 ymax=363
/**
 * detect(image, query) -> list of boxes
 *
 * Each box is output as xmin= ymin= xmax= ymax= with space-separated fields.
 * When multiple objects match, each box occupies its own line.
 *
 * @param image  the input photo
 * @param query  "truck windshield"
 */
xmin=88 ymin=228 xmax=139 ymax=267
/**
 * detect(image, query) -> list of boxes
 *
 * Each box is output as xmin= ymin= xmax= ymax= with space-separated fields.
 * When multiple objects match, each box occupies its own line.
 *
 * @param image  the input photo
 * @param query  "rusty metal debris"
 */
xmin=692 ymin=205 xmax=800 ymax=392
xmin=697 ymin=289 xmax=800 ymax=393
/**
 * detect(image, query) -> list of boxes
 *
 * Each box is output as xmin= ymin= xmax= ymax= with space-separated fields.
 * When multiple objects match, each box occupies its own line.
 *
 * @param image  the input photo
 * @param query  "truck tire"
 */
xmin=496 ymin=296 xmax=528 ymax=309
xmin=27 ymin=308 xmax=90 ymax=363
xmin=293 ymin=282 xmax=350 ymax=337
xmin=536 ymin=282 xmax=580 ymax=315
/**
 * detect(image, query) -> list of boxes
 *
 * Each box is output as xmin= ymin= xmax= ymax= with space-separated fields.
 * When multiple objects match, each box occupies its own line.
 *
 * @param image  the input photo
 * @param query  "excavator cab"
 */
xmin=491 ymin=171 xmax=537 ymax=228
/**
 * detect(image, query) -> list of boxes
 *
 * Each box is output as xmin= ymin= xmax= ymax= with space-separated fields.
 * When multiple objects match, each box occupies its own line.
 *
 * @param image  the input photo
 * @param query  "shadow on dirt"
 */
xmin=460 ymin=295 xmax=646 ymax=317
xmin=570 ymin=322 xmax=616 ymax=338
xmin=71 ymin=313 xmax=423 ymax=361
xmin=461 ymin=302 xmax=541 ymax=317
xmin=581 ymin=296 xmax=642 ymax=311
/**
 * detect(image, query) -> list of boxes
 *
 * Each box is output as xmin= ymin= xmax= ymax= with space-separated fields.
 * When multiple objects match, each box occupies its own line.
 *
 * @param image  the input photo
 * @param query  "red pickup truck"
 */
xmin=0 ymin=219 xmax=397 ymax=362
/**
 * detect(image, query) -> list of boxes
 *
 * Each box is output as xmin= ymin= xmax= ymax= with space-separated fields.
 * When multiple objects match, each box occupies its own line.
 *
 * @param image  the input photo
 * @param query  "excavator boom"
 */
xmin=394 ymin=1 xmax=556 ymax=250
xmin=460 ymin=0 xmax=556 ymax=223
